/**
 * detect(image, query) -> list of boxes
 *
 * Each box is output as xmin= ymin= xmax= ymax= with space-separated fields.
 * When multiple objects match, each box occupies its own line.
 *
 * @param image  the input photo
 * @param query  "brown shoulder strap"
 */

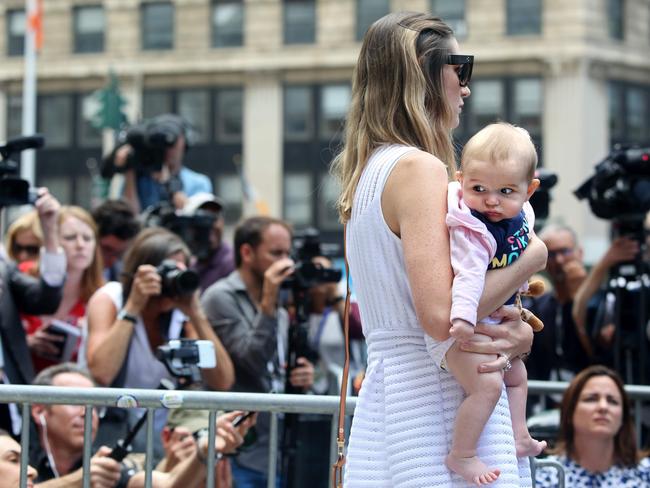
xmin=332 ymin=224 xmax=351 ymax=488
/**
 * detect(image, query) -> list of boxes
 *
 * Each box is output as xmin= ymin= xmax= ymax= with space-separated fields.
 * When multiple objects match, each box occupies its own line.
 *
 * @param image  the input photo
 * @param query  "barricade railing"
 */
xmin=1 ymin=380 xmax=650 ymax=487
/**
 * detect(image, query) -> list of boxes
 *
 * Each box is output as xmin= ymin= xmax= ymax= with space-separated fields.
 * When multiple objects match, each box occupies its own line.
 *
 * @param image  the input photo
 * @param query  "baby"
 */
xmin=442 ymin=122 xmax=546 ymax=485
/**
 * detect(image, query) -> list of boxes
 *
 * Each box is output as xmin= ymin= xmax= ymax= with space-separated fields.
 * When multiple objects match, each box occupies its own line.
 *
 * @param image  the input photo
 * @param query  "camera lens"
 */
xmin=157 ymin=260 xmax=200 ymax=297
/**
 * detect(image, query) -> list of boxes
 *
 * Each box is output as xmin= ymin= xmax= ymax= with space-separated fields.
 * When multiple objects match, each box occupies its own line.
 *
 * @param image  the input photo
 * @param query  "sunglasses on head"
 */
xmin=446 ymin=54 xmax=474 ymax=87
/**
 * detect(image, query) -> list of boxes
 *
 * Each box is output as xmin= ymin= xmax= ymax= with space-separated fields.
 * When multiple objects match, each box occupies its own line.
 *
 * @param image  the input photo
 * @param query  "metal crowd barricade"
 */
xmin=1 ymin=380 xmax=650 ymax=487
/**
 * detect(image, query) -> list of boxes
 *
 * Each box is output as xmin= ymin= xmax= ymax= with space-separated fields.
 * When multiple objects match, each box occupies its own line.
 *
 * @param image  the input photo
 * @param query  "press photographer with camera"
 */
xmin=102 ymin=114 xmax=212 ymax=214
xmin=200 ymin=216 xmax=315 ymax=487
xmin=85 ymin=227 xmax=234 ymax=458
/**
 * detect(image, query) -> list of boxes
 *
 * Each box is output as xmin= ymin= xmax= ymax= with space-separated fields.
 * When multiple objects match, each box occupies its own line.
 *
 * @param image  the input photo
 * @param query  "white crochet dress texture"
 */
xmin=343 ymin=144 xmax=532 ymax=487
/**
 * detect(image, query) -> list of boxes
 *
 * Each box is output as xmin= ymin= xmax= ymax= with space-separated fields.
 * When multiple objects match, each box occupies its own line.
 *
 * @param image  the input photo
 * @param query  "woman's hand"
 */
xmin=124 ymin=265 xmax=161 ymax=314
xmin=27 ymin=324 xmax=64 ymax=358
xmin=459 ymin=305 xmax=533 ymax=373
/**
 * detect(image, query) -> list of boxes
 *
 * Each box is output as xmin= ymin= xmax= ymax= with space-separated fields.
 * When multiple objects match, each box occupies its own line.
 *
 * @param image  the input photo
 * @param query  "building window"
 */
xmin=469 ymin=80 xmax=505 ymax=131
xmin=625 ymin=88 xmax=647 ymax=142
xmin=212 ymin=0 xmax=244 ymax=47
xmin=178 ymin=90 xmax=210 ymax=144
xmin=6 ymin=9 xmax=26 ymax=56
xmin=317 ymin=173 xmax=341 ymax=231
xmin=7 ymin=95 xmax=23 ymax=138
xmin=215 ymin=173 xmax=243 ymax=224
xmin=143 ymin=91 xmax=174 ymax=119
xmin=506 ymin=0 xmax=541 ymax=36
xmin=608 ymin=83 xmax=624 ymax=142
xmin=319 ymin=84 xmax=350 ymax=139
xmin=356 ymin=0 xmax=389 ymax=41
xmin=73 ymin=6 xmax=105 ymax=53
xmin=284 ymin=86 xmax=314 ymax=140
xmin=431 ymin=0 xmax=467 ymax=39
xmin=39 ymin=95 xmax=73 ymax=148
xmin=142 ymin=2 xmax=174 ymax=50
xmin=607 ymin=0 xmax=624 ymax=40
xmin=215 ymin=88 xmax=243 ymax=143
xmin=284 ymin=173 xmax=313 ymax=226
xmin=283 ymin=0 xmax=315 ymax=44
xmin=512 ymin=78 xmax=542 ymax=136
xmin=78 ymin=93 xmax=103 ymax=147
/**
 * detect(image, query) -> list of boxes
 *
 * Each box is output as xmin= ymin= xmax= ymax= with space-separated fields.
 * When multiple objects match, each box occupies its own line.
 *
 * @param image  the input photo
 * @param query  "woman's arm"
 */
xmin=477 ymin=236 xmax=548 ymax=319
xmin=382 ymin=150 xmax=453 ymax=341
xmin=85 ymin=290 xmax=135 ymax=385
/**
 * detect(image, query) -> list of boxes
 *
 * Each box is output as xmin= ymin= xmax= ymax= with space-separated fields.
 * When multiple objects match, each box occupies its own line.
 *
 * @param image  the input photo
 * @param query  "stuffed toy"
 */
xmin=516 ymin=279 xmax=545 ymax=332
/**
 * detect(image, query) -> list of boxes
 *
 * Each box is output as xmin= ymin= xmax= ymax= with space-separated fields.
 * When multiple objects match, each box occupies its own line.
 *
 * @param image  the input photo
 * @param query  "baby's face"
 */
xmin=458 ymin=159 xmax=537 ymax=222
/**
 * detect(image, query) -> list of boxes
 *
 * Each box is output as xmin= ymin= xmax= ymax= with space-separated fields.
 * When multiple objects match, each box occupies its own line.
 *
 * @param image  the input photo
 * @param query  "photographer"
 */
xmin=104 ymin=114 xmax=212 ymax=214
xmin=200 ymin=216 xmax=314 ymax=487
xmin=85 ymin=228 xmax=234 ymax=458
xmin=0 ymin=188 xmax=65 ymax=436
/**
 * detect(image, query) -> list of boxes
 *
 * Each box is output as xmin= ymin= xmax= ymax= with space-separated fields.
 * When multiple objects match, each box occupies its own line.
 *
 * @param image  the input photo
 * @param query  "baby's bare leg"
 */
xmin=504 ymin=359 xmax=546 ymax=458
xmin=445 ymin=336 xmax=501 ymax=485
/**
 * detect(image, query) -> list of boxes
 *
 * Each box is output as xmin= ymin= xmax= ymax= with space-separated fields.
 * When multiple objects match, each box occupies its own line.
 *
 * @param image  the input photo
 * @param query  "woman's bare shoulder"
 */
xmin=388 ymin=149 xmax=450 ymax=190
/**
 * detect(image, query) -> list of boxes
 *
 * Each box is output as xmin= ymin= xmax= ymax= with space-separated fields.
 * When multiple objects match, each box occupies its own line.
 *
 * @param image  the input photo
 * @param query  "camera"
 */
xmin=157 ymin=259 xmax=200 ymax=297
xmin=529 ymin=168 xmax=558 ymax=224
xmin=156 ymin=339 xmax=216 ymax=386
xmin=574 ymin=145 xmax=650 ymax=223
xmin=0 ymin=135 xmax=44 ymax=207
xmin=101 ymin=114 xmax=187 ymax=178
xmin=282 ymin=228 xmax=342 ymax=290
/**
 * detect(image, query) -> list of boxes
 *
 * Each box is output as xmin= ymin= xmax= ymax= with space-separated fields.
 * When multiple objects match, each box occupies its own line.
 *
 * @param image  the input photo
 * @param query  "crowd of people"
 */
xmin=1 ymin=10 xmax=649 ymax=488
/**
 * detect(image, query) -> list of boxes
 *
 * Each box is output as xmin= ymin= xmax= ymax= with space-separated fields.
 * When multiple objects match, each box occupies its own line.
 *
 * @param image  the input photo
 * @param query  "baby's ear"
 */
xmin=527 ymin=178 xmax=540 ymax=200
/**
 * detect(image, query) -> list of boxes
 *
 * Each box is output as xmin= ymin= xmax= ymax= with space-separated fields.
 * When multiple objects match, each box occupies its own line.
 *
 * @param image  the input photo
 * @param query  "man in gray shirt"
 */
xmin=200 ymin=216 xmax=314 ymax=487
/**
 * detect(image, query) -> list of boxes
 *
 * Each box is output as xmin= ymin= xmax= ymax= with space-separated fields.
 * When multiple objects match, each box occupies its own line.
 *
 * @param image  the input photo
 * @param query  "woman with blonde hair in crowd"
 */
xmin=23 ymin=205 xmax=105 ymax=372
xmin=332 ymin=11 xmax=547 ymax=486
xmin=535 ymin=365 xmax=650 ymax=487
xmin=5 ymin=209 xmax=43 ymax=266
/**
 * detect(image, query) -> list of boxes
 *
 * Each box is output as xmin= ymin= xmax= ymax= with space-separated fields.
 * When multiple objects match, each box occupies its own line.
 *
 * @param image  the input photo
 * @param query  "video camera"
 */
xmin=101 ymin=114 xmax=187 ymax=178
xmin=282 ymin=228 xmax=342 ymax=290
xmin=156 ymin=339 xmax=216 ymax=387
xmin=529 ymin=168 xmax=558 ymax=224
xmin=156 ymin=259 xmax=200 ymax=298
xmin=574 ymin=145 xmax=650 ymax=240
xmin=0 ymin=134 xmax=44 ymax=207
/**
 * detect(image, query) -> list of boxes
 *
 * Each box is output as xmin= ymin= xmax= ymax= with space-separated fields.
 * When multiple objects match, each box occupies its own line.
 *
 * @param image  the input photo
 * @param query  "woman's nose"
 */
xmin=461 ymin=85 xmax=471 ymax=98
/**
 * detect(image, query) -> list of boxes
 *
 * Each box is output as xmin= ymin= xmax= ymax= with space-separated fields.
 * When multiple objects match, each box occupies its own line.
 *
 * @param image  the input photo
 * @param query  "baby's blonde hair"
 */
xmin=461 ymin=122 xmax=538 ymax=180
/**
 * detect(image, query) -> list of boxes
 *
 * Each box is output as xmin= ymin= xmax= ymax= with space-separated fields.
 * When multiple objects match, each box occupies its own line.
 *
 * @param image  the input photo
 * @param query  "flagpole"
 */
xmin=21 ymin=0 xmax=39 ymax=185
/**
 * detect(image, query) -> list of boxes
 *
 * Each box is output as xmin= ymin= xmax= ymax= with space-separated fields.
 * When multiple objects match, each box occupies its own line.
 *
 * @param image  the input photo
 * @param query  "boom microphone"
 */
xmin=0 ymin=134 xmax=46 ymax=160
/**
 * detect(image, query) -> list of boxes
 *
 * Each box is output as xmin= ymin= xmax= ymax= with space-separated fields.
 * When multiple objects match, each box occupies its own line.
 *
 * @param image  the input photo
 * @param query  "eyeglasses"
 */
xmin=12 ymin=243 xmax=40 ymax=257
xmin=547 ymin=247 xmax=575 ymax=259
xmin=446 ymin=54 xmax=474 ymax=87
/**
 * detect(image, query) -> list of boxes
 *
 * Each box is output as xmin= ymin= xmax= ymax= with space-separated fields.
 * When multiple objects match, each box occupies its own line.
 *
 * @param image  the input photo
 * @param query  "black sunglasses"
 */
xmin=12 ymin=243 xmax=40 ymax=256
xmin=446 ymin=54 xmax=474 ymax=87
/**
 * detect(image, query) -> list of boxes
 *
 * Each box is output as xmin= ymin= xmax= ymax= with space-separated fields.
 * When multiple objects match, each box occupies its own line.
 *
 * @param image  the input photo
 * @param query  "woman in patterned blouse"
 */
xmin=535 ymin=365 xmax=650 ymax=487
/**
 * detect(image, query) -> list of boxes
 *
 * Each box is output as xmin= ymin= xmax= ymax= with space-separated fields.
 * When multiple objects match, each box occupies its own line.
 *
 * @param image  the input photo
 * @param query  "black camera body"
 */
xmin=529 ymin=168 xmax=558 ymax=224
xmin=282 ymin=228 xmax=342 ymax=290
xmin=156 ymin=259 xmax=200 ymax=298
xmin=0 ymin=135 xmax=45 ymax=207
xmin=574 ymin=145 xmax=650 ymax=222
xmin=101 ymin=114 xmax=186 ymax=178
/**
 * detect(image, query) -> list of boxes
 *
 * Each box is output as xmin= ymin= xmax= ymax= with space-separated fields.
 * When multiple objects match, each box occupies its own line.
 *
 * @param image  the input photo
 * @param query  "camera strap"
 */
xmin=332 ymin=225 xmax=351 ymax=488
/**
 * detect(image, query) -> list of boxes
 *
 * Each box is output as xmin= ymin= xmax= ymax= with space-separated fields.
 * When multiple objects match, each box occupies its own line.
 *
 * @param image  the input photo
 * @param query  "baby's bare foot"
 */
xmin=445 ymin=453 xmax=500 ymax=486
xmin=515 ymin=436 xmax=547 ymax=458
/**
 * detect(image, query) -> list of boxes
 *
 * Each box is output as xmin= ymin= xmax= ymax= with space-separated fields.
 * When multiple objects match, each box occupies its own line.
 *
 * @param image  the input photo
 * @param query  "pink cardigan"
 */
xmin=447 ymin=181 xmax=534 ymax=326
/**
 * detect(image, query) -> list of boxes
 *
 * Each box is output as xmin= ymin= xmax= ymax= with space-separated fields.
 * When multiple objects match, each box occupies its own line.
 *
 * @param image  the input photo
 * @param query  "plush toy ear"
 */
xmin=522 ymin=279 xmax=545 ymax=297
xmin=521 ymin=308 xmax=544 ymax=332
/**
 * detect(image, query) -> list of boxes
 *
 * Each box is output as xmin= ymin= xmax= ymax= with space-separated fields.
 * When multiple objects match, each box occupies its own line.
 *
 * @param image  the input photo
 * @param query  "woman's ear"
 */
xmin=455 ymin=170 xmax=463 ymax=182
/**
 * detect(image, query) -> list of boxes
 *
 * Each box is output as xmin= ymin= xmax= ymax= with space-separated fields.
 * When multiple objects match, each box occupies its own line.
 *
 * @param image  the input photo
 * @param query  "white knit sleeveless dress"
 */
xmin=343 ymin=145 xmax=532 ymax=487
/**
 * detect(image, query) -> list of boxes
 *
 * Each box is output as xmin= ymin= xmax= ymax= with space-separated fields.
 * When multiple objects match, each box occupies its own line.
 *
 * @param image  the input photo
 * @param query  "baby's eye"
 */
xmin=472 ymin=185 xmax=485 ymax=193
xmin=500 ymin=188 xmax=514 ymax=195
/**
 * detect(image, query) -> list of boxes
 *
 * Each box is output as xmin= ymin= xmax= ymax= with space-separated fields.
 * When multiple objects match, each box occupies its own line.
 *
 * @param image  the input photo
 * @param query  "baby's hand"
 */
xmin=450 ymin=319 xmax=474 ymax=340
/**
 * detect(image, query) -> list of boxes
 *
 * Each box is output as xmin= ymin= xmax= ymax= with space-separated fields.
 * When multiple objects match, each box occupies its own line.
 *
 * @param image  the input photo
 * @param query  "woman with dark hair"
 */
xmin=332 ymin=11 xmax=548 ymax=486
xmin=535 ymin=365 xmax=650 ymax=487
xmin=85 ymin=227 xmax=233 ymax=391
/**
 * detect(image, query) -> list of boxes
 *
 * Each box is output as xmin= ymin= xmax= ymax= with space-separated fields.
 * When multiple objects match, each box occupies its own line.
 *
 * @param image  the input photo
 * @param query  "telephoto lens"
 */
xmin=156 ymin=260 xmax=200 ymax=297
